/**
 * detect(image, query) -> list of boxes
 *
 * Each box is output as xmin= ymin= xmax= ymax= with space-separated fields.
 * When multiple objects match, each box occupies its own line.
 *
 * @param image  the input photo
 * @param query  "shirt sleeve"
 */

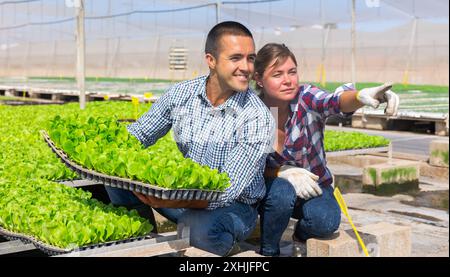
xmin=302 ymin=83 xmax=356 ymax=119
xmin=208 ymin=109 xmax=275 ymax=209
xmin=126 ymin=87 xmax=174 ymax=148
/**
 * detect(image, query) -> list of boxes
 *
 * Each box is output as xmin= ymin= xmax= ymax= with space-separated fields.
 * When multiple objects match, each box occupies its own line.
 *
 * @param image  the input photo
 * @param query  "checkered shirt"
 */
xmin=127 ymin=75 xmax=275 ymax=209
xmin=266 ymin=83 xmax=355 ymax=187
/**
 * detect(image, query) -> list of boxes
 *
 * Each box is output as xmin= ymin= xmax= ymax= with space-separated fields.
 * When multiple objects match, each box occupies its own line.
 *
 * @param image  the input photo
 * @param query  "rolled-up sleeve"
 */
xmin=126 ymin=88 xmax=174 ymax=148
xmin=303 ymin=83 xmax=356 ymax=119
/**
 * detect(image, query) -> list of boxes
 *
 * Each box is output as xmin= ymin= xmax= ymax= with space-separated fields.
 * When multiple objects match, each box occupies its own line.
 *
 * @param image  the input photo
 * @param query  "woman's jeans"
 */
xmin=105 ymin=186 xmax=258 ymax=256
xmin=258 ymin=177 xmax=341 ymax=256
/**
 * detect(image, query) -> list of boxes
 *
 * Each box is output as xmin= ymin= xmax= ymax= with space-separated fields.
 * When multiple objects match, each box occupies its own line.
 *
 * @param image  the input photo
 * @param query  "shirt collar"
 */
xmin=290 ymin=84 xmax=309 ymax=112
xmin=197 ymin=75 xmax=248 ymax=112
xmin=290 ymin=89 xmax=300 ymax=112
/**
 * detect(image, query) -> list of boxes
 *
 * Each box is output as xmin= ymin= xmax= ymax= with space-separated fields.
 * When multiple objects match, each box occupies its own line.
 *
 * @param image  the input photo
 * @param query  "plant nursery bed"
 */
xmin=0 ymin=225 xmax=154 ymax=256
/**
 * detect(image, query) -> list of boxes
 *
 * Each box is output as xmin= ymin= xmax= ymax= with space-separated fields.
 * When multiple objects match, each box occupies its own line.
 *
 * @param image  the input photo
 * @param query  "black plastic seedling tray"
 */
xmin=41 ymin=130 xmax=224 ymax=202
xmin=0 ymin=226 xmax=154 ymax=256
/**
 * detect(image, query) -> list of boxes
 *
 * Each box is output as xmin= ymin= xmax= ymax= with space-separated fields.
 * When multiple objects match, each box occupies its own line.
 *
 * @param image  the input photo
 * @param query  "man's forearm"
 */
xmin=339 ymin=90 xmax=364 ymax=113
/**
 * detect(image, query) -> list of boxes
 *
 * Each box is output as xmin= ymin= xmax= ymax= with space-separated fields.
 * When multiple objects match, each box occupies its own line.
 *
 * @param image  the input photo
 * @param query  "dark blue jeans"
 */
xmin=105 ymin=186 xmax=258 ymax=256
xmin=258 ymin=177 xmax=341 ymax=256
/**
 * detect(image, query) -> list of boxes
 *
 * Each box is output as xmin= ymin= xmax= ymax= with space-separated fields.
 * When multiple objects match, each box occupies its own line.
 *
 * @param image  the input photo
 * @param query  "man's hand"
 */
xmin=357 ymin=83 xmax=400 ymax=116
xmin=133 ymin=192 xmax=209 ymax=209
xmin=278 ymin=165 xmax=322 ymax=200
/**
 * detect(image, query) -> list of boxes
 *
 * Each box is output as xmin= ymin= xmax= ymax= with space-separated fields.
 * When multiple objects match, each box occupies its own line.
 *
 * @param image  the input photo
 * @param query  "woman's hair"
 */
xmin=254 ymin=43 xmax=297 ymax=93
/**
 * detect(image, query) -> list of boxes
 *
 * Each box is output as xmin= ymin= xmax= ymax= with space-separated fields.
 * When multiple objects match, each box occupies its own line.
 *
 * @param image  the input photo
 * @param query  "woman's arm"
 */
xmin=339 ymin=90 xmax=364 ymax=113
xmin=340 ymin=83 xmax=400 ymax=116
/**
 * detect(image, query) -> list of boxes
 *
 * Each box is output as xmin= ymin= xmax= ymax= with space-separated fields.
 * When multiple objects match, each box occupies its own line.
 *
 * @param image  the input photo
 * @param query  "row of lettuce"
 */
xmin=0 ymin=101 xmax=156 ymax=250
xmin=48 ymin=115 xmax=230 ymax=190
xmin=0 ymin=178 xmax=152 ymax=248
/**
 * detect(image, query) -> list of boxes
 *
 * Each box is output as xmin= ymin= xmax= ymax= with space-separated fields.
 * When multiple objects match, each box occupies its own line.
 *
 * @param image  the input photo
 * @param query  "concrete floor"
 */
xmin=63 ymin=173 xmax=448 ymax=257
xmin=276 ymin=191 xmax=448 ymax=257
xmin=272 ymin=162 xmax=449 ymax=257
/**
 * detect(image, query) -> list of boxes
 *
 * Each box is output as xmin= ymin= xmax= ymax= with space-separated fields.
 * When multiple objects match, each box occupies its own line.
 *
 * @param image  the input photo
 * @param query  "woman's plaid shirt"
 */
xmin=266 ymin=83 xmax=355 ymax=187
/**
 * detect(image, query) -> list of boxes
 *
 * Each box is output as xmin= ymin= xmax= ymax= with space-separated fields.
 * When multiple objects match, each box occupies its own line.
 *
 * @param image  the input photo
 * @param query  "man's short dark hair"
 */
xmin=205 ymin=21 xmax=253 ymax=58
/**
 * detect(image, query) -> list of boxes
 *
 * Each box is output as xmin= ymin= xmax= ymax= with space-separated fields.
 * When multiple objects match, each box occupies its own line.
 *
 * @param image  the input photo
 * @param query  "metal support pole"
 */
xmin=403 ymin=17 xmax=418 ymax=85
xmin=216 ymin=1 xmax=221 ymax=24
xmin=319 ymin=0 xmax=325 ymax=86
xmin=24 ymin=41 xmax=31 ymax=78
xmin=104 ymin=38 xmax=110 ymax=77
xmin=47 ymin=41 xmax=57 ymax=77
xmin=104 ymin=0 xmax=112 ymax=77
xmin=5 ymin=36 xmax=10 ymax=76
xmin=76 ymin=0 xmax=86 ymax=109
xmin=320 ymin=24 xmax=331 ymax=86
xmin=25 ymin=2 xmax=31 ymax=78
xmin=107 ymin=37 xmax=121 ymax=77
xmin=351 ymin=0 xmax=356 ymax=86
xmin=152 ymin=34 xmax=160 ymax=79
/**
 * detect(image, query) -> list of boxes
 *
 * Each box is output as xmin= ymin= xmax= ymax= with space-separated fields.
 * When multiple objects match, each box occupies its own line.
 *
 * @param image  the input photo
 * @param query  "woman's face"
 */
xmin=260 ymin=57 xmax=299 ymax=102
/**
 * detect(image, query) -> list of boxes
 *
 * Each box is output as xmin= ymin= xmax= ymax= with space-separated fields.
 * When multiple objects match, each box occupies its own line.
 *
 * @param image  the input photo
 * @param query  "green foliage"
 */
xmin=48 ymin=115 xmax=230 ymax=191
xmin=381 ymin=167 xmax=417 ymax=183
xmin=0 ymin=102 xmax=159 ymax=249
xmin=368 ymin=168 xmax=377 ymax=185
xmin=432 ymin=150 xmax=449 ymax=166
xmin=0 ymin=101 xmax=152 ymax=181
xmin=0 ymin=178 xmax=152 ymax=249
xmin=324 ymin=130 xmax=390 ymax=152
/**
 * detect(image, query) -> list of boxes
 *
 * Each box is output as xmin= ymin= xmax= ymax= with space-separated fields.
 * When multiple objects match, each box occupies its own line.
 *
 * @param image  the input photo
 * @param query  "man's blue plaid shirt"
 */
xmin=127 ymin=75 xmax=275 ymax=209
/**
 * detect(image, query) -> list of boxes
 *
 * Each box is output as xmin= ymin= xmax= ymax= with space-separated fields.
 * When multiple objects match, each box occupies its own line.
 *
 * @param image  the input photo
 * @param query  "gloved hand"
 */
xmin=357 ymin=83 xmax=400 ymax=116
xmin=278 ymin=165 xmax=322 ymax=200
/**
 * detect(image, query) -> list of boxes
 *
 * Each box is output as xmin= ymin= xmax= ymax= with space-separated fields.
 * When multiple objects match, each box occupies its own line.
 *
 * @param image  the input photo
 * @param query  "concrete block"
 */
xmin=352 ymin=115 xmax=387 ymax=130
xmin=333 ymin=174 xmax=363 ymax=193
xmin=420 ymin=161 xmax=449 ymax=180
xmin=182 ymin=247 xmax=220 ymax=257
xmin=29 ymin=91 xmax=39 ymax=99
xmin=358 ymin=222 xmax=411 ymax=257
xmin=429 ymin=140 xmax=449 ymax=167
xmin=328 ymin=154 xmax=387 ymax=168
xmin=307 ymin=231 xmax=359 ymax=257
xmin=5 ymin=89 xmax=14 ymax=97
xmin=362 ymin=161 xmax=420 ymax=195
xmin=435 ymin=121 xmax=448 ymax=136
xmin=231 ymin=250 xmax=264 ymax=257
xmin=51 ymin=93 xmax=64 ymax=101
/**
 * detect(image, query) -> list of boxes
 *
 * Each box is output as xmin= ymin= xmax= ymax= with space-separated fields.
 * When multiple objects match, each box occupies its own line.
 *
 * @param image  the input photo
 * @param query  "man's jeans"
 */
xmin=258 ymin=177 xmax=341 ymax=256
xmin=105 ymin=186 xmax=258 ymax=256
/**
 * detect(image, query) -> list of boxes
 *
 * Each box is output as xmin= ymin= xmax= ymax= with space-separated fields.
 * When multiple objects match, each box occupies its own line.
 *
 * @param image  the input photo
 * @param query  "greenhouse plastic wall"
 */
xmin=0 ymin=0 xmax=448 ymax=85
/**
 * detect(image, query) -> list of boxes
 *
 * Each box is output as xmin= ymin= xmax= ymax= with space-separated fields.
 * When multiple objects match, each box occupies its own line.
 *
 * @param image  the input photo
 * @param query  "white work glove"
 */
xmin=357 ymin=83 xmax=400 ymax=116
xmin=278 ymin=165 xmax=322 ymax=200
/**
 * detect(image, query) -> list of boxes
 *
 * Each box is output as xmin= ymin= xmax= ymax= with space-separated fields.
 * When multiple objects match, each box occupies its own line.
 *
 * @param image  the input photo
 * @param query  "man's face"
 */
xmin=209 ymin=34 xmax=256 ymax=92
